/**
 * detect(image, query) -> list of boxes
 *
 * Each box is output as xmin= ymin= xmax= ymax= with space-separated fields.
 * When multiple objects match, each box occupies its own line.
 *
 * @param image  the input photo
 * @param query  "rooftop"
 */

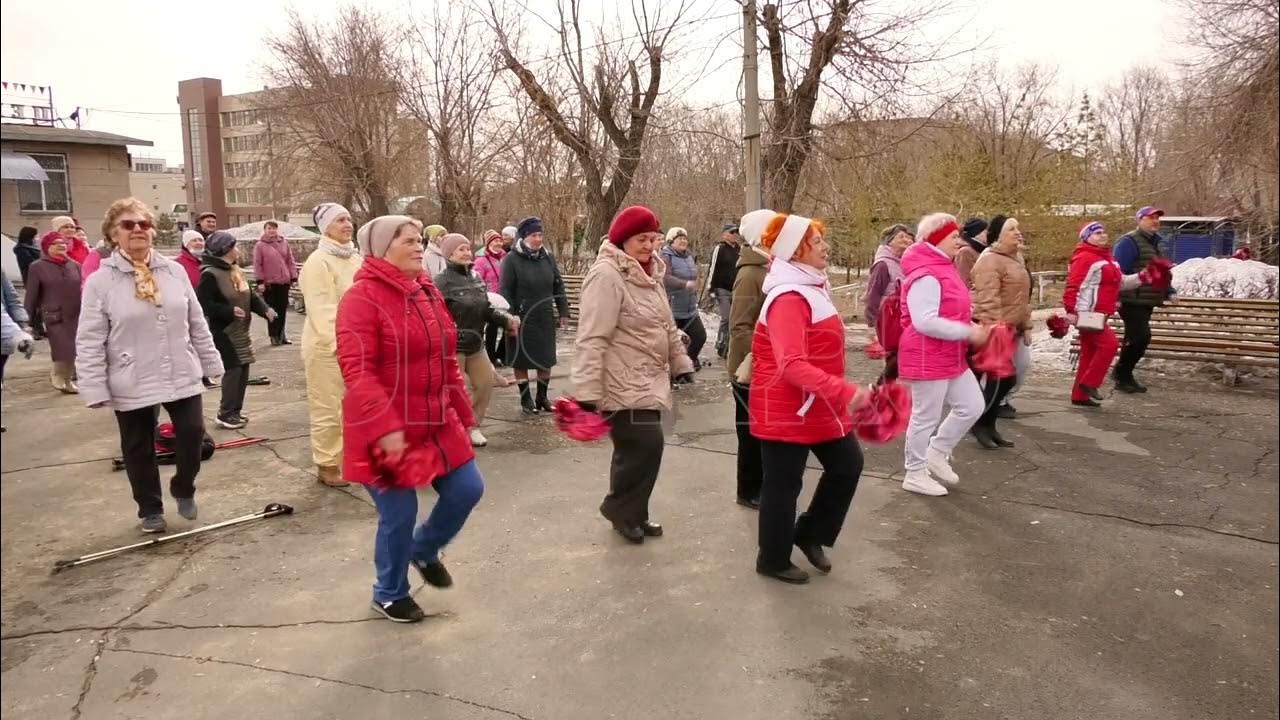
xmin=0 ymin=123 xmax=152 ymax=147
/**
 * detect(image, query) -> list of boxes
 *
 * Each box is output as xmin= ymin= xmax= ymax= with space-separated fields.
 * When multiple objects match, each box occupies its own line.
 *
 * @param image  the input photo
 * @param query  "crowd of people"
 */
xmin=0 ymin=193 xmax=1176 ymax=619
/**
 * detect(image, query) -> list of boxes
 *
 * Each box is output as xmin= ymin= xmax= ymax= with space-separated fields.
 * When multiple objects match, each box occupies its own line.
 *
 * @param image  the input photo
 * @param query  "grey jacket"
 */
xmin=659 ymin=245 xmax=699 ymax=319
xmin=76 ymin=251 xmax=224 ymax=411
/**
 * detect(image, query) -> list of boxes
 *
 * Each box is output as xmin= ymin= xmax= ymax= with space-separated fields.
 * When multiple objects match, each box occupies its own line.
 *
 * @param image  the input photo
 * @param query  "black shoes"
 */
xmin=612 ymin=521 xmax=645 ymax=544
xmin=535 ymin=382 xmax=554 ymax=413
xmin=372 ymin=597 xmax=426 ymax=623
xmin=216 ymin=414 xmax=248 ymax=430
xmin=996 ymin=403 xmax=1017 ymax=419
xmin=639 ymin=521 xmax=663 ymax=537
xmin=736 ymin=496 xmax=761 ymax=510
xmin=412 ymin=558 xmax=453 ymax=589
xmin=1078 ymin=384 xmax=1104 ymax=401
xmin=797 ymin=544 xmax=831 ymax=574
xmin=990 ymin=428 xmax=1015 ymax=448
xmin=518 ymin=383 xmax=538 ymax=415
xmin=972 ymin=426 xmax=999 ymax=449
xmin=756 ymin=563 xmax=810 ymax=584
xmin=1114 ymin=373 xmax=1148 ymax=394
xmin=1072 ymin=398 xmax=1102 ymax=408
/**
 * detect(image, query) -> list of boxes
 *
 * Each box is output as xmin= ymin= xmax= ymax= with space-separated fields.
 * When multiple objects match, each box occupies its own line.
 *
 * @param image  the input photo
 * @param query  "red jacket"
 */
xmin=1063 ymin=241 xmax=1123 ymax=316
xmin=749 ymin=292 xmax=857 ymax=445
xmin=175 ymin=249 xmax=202 ymax=287
xmin=335 ymin=257 xmax=476 ymax=485
xmin=66 ymin=237 xmax=90 ymax=266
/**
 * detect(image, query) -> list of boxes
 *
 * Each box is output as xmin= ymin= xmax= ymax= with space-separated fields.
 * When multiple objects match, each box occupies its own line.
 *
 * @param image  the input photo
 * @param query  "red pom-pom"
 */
xmin=1142 ymin=257 xmax=1175 ymax=289
xmin=553 ymin=397 xmax=611 ymax=442
xmin=372 ymin=443 xmax=443 ymax=489
xmin=852 ymin=380 xmax=912 ymax=444
xmin=1046 ymin=314 xmax=1071 ymax=339
xmin=864 ymin=339 xmax=888 ymax=360
xmin=971 ymin=323 xmax=1017 ymax=378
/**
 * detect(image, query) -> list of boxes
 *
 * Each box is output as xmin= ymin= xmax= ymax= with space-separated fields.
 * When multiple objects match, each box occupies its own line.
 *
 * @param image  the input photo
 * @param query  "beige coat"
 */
xmin=971 ymin=245 xmax=1032 ymax=332
xmin=572 ymin=240 xmax=695 ymax=411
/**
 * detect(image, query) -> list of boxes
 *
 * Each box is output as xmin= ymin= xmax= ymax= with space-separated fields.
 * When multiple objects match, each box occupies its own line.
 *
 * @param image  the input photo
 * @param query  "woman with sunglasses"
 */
xmin=77 ymin=197 xmax=223 ymax=534
xmin=25 ymin=231 xmax=83 ymax=393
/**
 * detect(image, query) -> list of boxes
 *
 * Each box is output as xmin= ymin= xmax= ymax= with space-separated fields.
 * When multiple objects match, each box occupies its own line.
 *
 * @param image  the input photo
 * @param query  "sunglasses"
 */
xmin=118 ymin=219 xmax=154 ymax=231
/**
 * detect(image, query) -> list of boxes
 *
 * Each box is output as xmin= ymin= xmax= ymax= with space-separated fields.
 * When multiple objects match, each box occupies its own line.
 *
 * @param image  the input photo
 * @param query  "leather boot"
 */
xmin=535 ymin=380 xmax=553 ymax=413
xmin=316 ymin=465 xmax=348 ymax=487
xmin=518 ymin=382 xmax=537 ymax=415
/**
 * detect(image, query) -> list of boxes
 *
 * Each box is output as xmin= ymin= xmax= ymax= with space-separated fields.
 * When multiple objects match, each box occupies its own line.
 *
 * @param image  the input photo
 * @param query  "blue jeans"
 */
xmin=365 ymin=460 xmax=485 ymax=604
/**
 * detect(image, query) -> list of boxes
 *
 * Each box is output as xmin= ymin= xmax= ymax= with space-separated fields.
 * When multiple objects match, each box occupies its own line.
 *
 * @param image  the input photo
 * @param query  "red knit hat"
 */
xmin=608 ymin=205 xmax=660 ymax=246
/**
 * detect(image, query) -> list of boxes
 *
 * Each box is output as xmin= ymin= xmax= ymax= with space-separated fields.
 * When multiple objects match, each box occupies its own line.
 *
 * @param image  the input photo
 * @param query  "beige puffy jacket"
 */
xmin=971 ymin=245 xmax=1032 ymax=332
xmin=571 ymin=240 xmax=695 ymax=411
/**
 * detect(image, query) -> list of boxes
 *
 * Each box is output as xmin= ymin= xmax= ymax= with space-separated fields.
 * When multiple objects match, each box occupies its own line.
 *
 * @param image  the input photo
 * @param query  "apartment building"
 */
xmin=128 ymin=155 xmax=187 ymax=220
xmin=178 ymin=78 xmax=284 ymax=228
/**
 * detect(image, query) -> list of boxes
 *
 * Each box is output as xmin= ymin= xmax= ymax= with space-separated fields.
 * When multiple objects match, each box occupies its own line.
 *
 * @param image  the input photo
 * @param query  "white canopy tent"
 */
xmin=223 ymin=220 xmax=319 ymax=242
xmin=1 ymin=151 xmax=49 ymax=182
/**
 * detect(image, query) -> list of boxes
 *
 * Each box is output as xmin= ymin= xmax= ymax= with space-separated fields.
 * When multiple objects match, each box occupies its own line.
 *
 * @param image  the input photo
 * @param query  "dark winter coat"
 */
xmin=25 ymin=257 xmax=82 ymax=362
xmin=335 ymin=257 xmax=476 ymax=486
xmin=197 ymin=255 xmax=270 ymax=368
xmin=14 ymin=243 xmax=41 ymax=284
xmin=708 ymin=240 xmax=741 ymax=292
xmin=659 ymin=245 xmax=699 ymax=319
xmin=500 ymin=241 xmax=569 ymax=370
xmin=435 ymin=262 xmax=510 ymax=356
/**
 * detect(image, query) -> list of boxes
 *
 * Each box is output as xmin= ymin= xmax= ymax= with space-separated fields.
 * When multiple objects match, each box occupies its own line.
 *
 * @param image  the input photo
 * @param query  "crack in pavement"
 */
xmin=2 ymin=617 xmax=382 ymax=642
xmin=68 ymin=631 xmax=107 ymax=720
xmin=989 ymin=495 xmax=1278 ymax=545
xmin=110 ymin=647 xmax=535 ymax=720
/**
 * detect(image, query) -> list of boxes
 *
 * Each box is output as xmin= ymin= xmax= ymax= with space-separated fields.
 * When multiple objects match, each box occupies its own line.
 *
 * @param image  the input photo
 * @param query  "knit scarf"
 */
xmin=121 ymin=250 xmax=161 ymax=305
xmin=318 ymin=236 xmax=357 ymax=259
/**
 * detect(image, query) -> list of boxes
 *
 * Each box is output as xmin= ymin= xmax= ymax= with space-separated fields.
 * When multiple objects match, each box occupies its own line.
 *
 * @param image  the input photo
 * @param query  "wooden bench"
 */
xmin=562 ymin=274 xmax=583 ymax=327
xmin=1071 ymin=297 xmax=1279 ymax=383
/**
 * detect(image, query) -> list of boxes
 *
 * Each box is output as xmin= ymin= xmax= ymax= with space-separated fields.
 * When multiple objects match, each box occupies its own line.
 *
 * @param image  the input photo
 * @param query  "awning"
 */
xmin=1 ymin=151 xmax=48 ymax=182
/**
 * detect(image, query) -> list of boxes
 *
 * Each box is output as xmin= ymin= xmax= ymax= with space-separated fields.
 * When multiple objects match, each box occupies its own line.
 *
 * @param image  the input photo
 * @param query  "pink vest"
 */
xmin=897 ymin=243 xmax=972 ymax=381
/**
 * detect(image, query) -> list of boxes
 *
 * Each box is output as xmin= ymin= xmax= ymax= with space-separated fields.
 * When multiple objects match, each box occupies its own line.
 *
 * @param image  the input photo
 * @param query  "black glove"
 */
xmin=576 ymin=400 xmax=598 ymax=413
xmin=673 ymin=373 xmax=695 ymax=385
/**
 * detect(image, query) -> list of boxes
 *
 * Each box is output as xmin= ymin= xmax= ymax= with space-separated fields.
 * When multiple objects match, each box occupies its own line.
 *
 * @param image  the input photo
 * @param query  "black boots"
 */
xmin=1113 ymin=370 xmax=1148 ymax=394
xmin=518 ymin=382 xmax=537 ymax=415
xmin=797 ymin=544 xmax=832 ymax=574
xmin=535 ymin=380 xmax=553 ymax=413
xmin=973 ymin=425 xmax=1014 ymax=449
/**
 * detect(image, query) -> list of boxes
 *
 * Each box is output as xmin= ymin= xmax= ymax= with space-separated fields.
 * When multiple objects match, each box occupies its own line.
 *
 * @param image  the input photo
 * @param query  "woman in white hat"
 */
xmin=299 ymin=203 xmax=362 ymax=487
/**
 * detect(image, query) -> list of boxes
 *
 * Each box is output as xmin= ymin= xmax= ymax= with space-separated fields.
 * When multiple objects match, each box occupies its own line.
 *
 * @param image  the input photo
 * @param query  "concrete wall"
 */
xmin=1 ymin=140 xmax=133 ymax=239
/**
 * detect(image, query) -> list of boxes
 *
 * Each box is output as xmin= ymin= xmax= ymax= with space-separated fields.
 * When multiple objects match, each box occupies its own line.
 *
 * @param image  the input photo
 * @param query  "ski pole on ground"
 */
xmin=51 ymin=503 xmax=294 ymax=574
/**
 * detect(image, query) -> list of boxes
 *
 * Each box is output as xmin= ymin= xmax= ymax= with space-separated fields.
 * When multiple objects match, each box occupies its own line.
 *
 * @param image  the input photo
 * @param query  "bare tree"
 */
xmin=401 ymin=5 xmax=513 ymax=233
xmin=1096 ymin=66 xmax=1172 ymax=197
xmin=487 ymin=0 xmax=695 ymax=244
xmin=264 ymin=7 xmax=421 ymax=219
xmin=758 ymin=0 xmax=957 ymax=212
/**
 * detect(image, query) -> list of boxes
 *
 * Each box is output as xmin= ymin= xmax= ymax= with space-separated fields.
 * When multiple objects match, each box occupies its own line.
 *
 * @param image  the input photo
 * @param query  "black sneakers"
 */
xmin=412 ymin=559 xmax=454 ymax=589
xmin=372 ymin=597 xmax=426 ymax=623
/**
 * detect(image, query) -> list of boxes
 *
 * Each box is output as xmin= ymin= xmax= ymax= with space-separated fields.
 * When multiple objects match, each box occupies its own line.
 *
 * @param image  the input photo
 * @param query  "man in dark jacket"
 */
xmin=708 ymin=223 xmax=741 ymax=359
xmin=1112 ymin=206 xmax=1171 ymax=394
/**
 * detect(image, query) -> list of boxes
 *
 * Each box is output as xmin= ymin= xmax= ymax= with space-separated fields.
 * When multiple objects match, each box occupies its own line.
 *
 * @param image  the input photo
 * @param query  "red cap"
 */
xmin=608 ymin=205 xmax=660 ymax=246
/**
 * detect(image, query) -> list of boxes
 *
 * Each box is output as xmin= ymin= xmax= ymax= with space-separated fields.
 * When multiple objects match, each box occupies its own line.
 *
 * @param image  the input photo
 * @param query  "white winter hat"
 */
xmin=313 ymin=202 xmax=351 ymax=238
xmin=181 ymin=229 xmax=204 ymax=249
xmin=665 ymin=226 xmax=687 ymax=243
xmin=739 ymin=208 xmax=776 ymax=248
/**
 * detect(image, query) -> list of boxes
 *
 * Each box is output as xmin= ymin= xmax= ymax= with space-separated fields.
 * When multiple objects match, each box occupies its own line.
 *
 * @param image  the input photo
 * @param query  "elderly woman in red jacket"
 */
xmin=1063 ymin=221 xmax=1142 ymax=408
xmin=335 ymin=215 xmax=483 ymax=624
xmin=750 ymin=213 xmax=867 ymax=585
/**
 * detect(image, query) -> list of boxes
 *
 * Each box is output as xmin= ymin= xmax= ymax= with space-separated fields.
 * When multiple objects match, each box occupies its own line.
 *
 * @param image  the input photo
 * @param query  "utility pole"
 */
xmin=742 ymin=0 xmax=763 ymax=212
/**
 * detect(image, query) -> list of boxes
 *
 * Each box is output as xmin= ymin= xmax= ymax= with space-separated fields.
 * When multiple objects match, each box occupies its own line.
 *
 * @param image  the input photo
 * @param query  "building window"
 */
xmin=16 ymin=153 xmax=70 ymax=213
xmin=219 ymin=109 xmax=262 ymax=128
xmin=221 ymin=135 xmax=265 ymax=153
xmin=187 ymin=108 xmax=205 ymax=204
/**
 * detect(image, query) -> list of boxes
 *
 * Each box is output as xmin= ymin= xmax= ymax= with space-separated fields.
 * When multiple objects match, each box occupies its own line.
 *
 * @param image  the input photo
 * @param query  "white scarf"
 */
xmin=758 ymin=258 xmax=837 ymax=325
xmin=318 ymin=236 xmax=357 ymax=259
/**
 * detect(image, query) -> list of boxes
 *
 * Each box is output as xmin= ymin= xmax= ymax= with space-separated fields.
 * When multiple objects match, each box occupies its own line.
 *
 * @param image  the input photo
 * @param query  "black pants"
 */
xmin=1115 ymin=303 xmax=1153 ymax=380
xmin=976 ymin=373 xmax=1018 ymax=429
xmin=485 ymin=320 xmax=506 ymax=365
xmin=600 ymin=409 xmax=665 ymax=526
xmin=758 ymin=434 xmax=864 ymax=572
xmin=116 ymin=394 xmax=205 ymax=517
xmin=676 ymin=314 xmax=707 ymax=367
xmin=219 ymin=363 xmax=250 ymax=418
xmin=262 ymin=284 xmax=290 ymax=340
xmin=731 ymin=382 xmax=762 ymax=501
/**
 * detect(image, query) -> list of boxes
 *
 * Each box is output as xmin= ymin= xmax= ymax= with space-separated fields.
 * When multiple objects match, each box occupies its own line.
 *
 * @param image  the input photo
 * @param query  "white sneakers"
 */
xmin=469 ymin=429 xmax=488 ymax=447
xmin=926 ymin=447 xmax=960 ymax=486
xmin=901 ymin=448 xmax=961 ymax=497
xmin=902 ymin=470 xmax=949 ymax=496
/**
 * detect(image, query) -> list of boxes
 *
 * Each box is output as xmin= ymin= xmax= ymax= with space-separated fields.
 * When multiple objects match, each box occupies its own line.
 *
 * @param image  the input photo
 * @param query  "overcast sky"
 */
xmin=1 ymin=0 xmax=1187 ymax=164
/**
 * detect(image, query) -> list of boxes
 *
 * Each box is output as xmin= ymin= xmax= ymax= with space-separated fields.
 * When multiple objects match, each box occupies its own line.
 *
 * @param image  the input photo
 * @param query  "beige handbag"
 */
xmin=1077 ymin=311 xmax=1106 ymax=331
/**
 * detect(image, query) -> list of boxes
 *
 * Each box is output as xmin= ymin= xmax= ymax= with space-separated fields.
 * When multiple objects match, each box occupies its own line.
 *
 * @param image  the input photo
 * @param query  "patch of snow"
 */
xmin=1172 ymin=257 xmax=1278 ymax=299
